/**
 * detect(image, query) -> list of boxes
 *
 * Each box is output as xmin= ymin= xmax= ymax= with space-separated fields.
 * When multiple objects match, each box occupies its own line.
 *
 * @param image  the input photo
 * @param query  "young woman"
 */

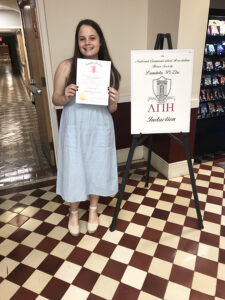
xmin=52 ymin=19 xmax=121 ymax=236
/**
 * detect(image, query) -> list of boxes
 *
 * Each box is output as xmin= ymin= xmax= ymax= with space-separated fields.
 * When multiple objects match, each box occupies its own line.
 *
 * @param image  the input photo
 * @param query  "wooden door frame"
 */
xmin=18 ymin=0 xmax=59 ymax=161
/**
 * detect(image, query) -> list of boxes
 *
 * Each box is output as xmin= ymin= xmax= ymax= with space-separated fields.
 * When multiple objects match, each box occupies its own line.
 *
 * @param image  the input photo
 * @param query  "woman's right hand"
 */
xmin=52 ymin=60 xmax=78 ymax=106
xmin=65 ymin=84 xmax=78 ymax=102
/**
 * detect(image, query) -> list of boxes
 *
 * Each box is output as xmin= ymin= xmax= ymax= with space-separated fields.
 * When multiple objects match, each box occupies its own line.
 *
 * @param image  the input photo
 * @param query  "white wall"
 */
xmin=147 ymin=0 xmax=180 ymax=50
xmin=0 ymin=9 xmax=21 ymax=28
xmin=0 ymin=0 xmax=20 ymax=11
xmin=147 ymin=0 xmax=210 ymax=108
xmin=177 ymin=0 xmax=210 ymax=106
xmin=43 ymin=0 xmax=149 ymax=103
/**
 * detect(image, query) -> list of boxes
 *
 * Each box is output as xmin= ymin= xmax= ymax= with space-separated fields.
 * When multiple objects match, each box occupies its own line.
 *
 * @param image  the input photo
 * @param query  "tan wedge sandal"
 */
xmin=68 ymin=210 xmax=80 ymax=237
xmin=87 ymin=206 xmax=99 ymax=234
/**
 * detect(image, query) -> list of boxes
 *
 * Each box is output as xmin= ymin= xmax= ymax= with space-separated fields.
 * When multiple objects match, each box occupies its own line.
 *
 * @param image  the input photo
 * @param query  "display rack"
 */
xmin=195 ymin=9 xmax=225 ymax=155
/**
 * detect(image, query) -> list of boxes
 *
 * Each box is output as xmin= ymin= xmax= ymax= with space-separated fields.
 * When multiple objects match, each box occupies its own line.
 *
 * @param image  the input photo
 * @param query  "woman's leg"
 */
xmin=69 ymin=202 xmax=80 ymax=226
xmin=89 ymin=195 xmax=99 ymax=224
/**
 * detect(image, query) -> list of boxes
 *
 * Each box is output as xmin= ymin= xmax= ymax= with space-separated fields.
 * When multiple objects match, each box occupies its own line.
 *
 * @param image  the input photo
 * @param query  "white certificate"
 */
xmin=76 ymin=58 xmax=111 ymax=105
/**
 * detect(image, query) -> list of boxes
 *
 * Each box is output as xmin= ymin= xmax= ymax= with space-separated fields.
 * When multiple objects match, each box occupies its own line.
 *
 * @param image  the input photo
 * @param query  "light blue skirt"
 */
xmin=56 ymin=98 xmax=118 ymax=203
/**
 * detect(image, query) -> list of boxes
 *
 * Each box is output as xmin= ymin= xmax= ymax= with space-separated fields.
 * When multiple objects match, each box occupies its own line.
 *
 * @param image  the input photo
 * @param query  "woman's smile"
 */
xmin=78 ymin=25 xmax=101 ymax=60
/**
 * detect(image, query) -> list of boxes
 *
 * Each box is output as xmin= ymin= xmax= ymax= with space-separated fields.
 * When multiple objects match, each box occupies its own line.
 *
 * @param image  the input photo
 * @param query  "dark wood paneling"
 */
xmin=152 ymin=108 xmax=198 ymax=163
xmin=56 ymin=102 xmax=132 ymax=150
xmin=112 ymin=102 xmax=132 ymax=149
xmin=56 ymin=105 xmax=198 ymax=161
xmin=194 ymin=115 xmax=225 ymax=155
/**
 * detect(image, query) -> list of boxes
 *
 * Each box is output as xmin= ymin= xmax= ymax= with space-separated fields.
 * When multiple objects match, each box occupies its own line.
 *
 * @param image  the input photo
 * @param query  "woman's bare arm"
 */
xmin=52 ymin=60 xmax=78 ymax=106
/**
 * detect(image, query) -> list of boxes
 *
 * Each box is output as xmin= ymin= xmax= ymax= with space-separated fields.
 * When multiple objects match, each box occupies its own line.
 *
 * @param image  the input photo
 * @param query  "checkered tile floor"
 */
xmin=0 ymin=158 xmax=225 ymax=300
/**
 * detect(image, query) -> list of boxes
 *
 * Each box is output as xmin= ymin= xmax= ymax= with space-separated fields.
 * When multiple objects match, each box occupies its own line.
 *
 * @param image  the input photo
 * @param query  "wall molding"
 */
xmin=35 ymin=0 xmax=59 ymax=159
xmin=117 ymin=145 xmax=144 ymax=164
xmin=117 ymin=145 xmax=192 ymax=179
xmin=143 ymin=146 xmax=192 ymax=179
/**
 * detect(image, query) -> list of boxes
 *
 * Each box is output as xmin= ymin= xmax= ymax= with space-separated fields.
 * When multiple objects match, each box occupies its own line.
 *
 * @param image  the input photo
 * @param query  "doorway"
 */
xmin=0 ymin=6 xmax=56 ymax=187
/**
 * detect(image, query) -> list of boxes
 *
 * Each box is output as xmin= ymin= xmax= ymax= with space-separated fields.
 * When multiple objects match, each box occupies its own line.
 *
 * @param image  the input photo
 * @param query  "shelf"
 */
xmin=194 ymin=11 xmax=225 ymax=155
xmin=204 ymin=54 xmax=225 ymax=59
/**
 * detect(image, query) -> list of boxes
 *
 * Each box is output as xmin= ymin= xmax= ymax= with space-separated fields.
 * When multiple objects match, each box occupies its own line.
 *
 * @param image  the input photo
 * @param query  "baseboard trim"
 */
xmin=143 ymin=146 xmax=192 ymax=179
xmin=117 ymin=146 xmax=144 ymax=164
xmin=117 ymin=145 xmax=192 ymax=179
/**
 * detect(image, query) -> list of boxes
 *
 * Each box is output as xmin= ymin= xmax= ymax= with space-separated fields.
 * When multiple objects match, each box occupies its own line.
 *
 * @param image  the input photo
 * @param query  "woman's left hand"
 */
xmin=108 ymin=87 xmax=119 ymax=112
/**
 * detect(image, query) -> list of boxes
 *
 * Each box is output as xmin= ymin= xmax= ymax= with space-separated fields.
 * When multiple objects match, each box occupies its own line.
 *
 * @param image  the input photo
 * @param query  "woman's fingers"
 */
xmin=108 ymin=87 xmax=118 ymax=103
xmin=65 ymin=84 xmax=79 ymax=100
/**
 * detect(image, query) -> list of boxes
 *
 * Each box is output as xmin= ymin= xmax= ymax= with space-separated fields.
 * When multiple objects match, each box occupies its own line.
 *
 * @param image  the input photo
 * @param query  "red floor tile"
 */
xmin=142 ymin=274 xmax=168 ymax=298
xmin=34 ymin=222 xmax=55 ymax=235
xmin=142 ymin=227 xmax=162 ymax=243
xmin=184 ymin=216 xmax=200 ymax=230
xmin=102 ymin=259 xmax=126 ymax=281
xmin=119 ymin=233 xmax=140 ymax=250
xmin=122 ymin=201 xmax=140 ymax=212
xmin=67 ymin=247 xmax=90 ymax=266
xmin=206 ymin=195 xmax=222 ymax=206
xmin=10 ymin=194 xmax=27 ymax=201
xmin=169 ymin=265 xmax=194 ymax=288
xmin=164 ymin=222 xmax=183 ymax=236
xmin=129 ymin=251 xmax=152 ymax=271
xmin=154 ymin=244 xmax=176 ymax=263
xmin=215 ymin=279 xmax=225 ymax=299
xmin=132 ymin=187 xmax=148 ymax=196
xmin=32 ymin=199 xmax=48 ymax=208
xmin=195 ymin=256 xmax=218 ymax=277
xmin=177 ymin=189 xmax=192 ymax=198
xmin=203 ymin=211 xmax=221 ymax=224
xmin=87 ymin=294 xmax=105 ymax=300
xmin=7 ymin=263 xmax=34 ymax=285
xmin=112 ymin=283 xmax=140 ymax=300
xmin=72 ymin=268 xmax=100 ymax=291
xmin=131 ymin=213 xmax=149 ymax=226
xmin=177 ymin=237 xmax=199 ymax=255
xmin=36 ymin=237 xmax=59 ymax=253
xmin=8 ymin=244 xmax=33 ymax=262
xmin=10 ymin=287 xmax=37 ymax=300
xmin=94 ymin=240 xmax=116 ymax=257
xmin=38 ymin=255 xmax=64 ymax=275
xmin=41 ymin=277 xmax=70 ymax=300
xmin=142 ymin=196 xmax=158 ymax=207
xmin=218 ymin=248 xmax=225 ymax=264
xmin=30 ymin=189 xmax=47 ymax=197
xmin=32 ymin=209 xmax=51 ymax=221
xmin=149 ymin=184 xmax=165 ymax=192
xmin=8 ymin=215 xmax=29 ymax=227
xmin=189 ymin=289 xmax=215 ymax=300
xmin=151 ymin=208 xmax=169 ymax=220
xmin=171 ymin=203 xmax=188 ymax=215
xmin=8 ymin=228 xmax=30 ymax=242
xmin=199 ymin=231 xmax=220 ymax=248
xmin=160 ymin=193 xmax=176 ymax=203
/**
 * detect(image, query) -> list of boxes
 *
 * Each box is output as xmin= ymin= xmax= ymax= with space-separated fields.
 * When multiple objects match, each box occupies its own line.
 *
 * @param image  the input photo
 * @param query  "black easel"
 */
xmin=110 ymin=33 xmax=204 ymax=232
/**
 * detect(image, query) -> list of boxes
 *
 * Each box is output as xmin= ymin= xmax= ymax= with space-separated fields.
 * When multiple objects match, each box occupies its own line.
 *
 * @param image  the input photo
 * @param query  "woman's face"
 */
xmin=78 ymin=25 xmax=101 ymax=60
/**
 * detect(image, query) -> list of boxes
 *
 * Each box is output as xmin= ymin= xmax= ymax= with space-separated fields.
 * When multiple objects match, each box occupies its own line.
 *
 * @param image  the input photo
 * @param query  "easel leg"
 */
xmin=145 ymin=135 xmax=153 ymax=187
xmin=182 ymin=133 xmax=204 ymax=229
xmin=110 ymin=136 xmax=137 ymax=232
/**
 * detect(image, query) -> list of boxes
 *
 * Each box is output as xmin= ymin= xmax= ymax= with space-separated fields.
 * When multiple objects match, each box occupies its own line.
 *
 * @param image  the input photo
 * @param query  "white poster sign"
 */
xmin=131 ymin=49 xmax=194 ymax=134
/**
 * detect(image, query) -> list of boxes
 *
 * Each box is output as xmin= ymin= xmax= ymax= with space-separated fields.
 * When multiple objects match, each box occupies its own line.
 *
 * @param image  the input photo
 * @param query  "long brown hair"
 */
xmin=67 ymin=19 xmax=121 ymax=90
